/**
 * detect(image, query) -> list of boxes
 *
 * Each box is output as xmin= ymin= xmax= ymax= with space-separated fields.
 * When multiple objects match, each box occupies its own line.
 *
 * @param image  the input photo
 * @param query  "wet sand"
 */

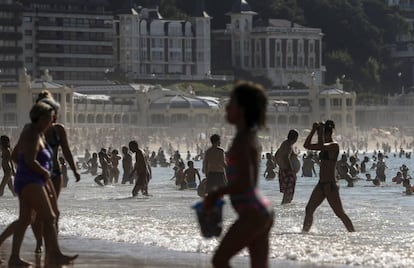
xmin=0 ymin=235 xmax=346 ymax=268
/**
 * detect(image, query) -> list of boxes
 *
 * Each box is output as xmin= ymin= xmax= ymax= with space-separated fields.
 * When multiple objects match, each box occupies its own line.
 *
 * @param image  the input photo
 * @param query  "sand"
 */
xmin=0 ymin=234 xmax=344 ymax=268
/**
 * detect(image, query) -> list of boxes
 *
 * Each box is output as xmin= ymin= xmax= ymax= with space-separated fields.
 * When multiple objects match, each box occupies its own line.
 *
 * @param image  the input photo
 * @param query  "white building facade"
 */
xmin=116 ymin=6 xmax=211 ymax=81
xmin=212 ymin=0 xmax=325 ymax=87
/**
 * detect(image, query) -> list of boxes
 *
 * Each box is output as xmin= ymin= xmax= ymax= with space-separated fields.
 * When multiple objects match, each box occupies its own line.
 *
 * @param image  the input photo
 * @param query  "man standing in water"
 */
xmin=203 ymin=134 xmax=226 ymax=194
xmin=129 ymin=140 xmax=151 ymax=196
xmin=275 ymin=129 xmax=299 ymax=204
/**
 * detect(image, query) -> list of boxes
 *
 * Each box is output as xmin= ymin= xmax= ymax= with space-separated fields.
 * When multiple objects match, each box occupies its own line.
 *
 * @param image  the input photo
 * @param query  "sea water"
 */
xmin=0 ymin=153 xmax=413 ymax=268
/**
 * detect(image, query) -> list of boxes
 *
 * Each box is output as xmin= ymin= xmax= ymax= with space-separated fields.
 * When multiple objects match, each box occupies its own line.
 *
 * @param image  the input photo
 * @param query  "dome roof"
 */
xmin=149 ymin=95 xmax=220 ymax=110
xmin=229 ymin=0 xmax=256 ymax=14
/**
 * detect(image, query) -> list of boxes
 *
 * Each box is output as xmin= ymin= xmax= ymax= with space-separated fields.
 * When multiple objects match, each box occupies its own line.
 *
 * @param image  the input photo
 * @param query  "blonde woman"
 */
xmin=9 ymin=102 xmax=77 ymax=266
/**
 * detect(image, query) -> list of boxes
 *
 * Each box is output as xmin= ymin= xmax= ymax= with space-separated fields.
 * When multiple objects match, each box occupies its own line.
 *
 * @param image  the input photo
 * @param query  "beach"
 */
xmin=0 ymin=235 xmax=345 ymax=268
xmin=0 ymin=152 xmax=413 ymax=268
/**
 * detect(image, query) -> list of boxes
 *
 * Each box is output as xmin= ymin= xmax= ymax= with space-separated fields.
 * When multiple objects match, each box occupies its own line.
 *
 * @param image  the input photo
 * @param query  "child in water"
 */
xmin=392 ymin=171 xmax=403 ymax=184
xmin=263 ymin=153 xmax=276 ymax=180
xmin=184 ymin=161 xmax=201 ymax=189
xmin=403 ymin=178 xmax=414 ymax=195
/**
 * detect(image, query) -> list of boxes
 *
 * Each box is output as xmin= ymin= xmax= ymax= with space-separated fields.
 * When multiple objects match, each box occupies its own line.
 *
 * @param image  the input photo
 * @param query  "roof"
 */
xmin=73 ymin=92 xmax=111 ymax=101
xmin=268 ymin=89 xmax=309 ymax=97
xmin=149 ymin=95 xmax=220 ymax=110
xmin=268 ymin=19 xmax=305 ymax=28
xmin=319 ymin=88 xmax=353 ymax=95
xmin=30 ymin=79 xmax=65 ymax=89
xmin=228 ymin=0 xmax=257 ymax=15
xmin=75 ymin=84 xmax=138 ymax=94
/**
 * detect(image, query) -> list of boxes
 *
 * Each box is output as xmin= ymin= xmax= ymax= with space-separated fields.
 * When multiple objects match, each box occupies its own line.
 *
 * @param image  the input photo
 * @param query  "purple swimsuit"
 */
xmin=14 ymin=147 xmax=52 ymax=195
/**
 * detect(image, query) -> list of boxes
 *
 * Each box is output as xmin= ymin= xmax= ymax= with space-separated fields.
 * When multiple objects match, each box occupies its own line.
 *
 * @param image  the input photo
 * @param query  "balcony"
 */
xmin=0 ymin=46 xmax=23 ymax=54
xmin=0 ymin=60 xmax=23 ymax=68
xmin=0 ymin=32 xmax=22 ymax=40
xmin=0 ymin=4 xmax=23 ymax=12
xmin=0 ymin=18 xmax=22 ymax=26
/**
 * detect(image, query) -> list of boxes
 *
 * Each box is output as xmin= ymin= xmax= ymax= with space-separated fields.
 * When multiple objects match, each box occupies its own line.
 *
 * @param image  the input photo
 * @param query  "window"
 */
xmin=346 ymin=98 xmax=353 ymax=106
xmin=25 ymin=43 xmax=33 ymax=49
xmin=3 ymin=113 xmax=17 ymax=126
xmin=2 ymin=94 xmax=17 ymax=107
xmin=25 ymin=57 xmax=33 ymax=63
xmin=319 ymin=98 xmax=325 ymax=108
xmin=25 ymin=30 xmax=32 ymax=36
xmin=331 ymin=98 xmax=342 ymax=109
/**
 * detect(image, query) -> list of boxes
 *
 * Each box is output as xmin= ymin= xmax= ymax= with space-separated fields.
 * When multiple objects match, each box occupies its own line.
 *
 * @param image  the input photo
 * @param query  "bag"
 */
xmin=192 ymin=199 xmax=225 ymax=238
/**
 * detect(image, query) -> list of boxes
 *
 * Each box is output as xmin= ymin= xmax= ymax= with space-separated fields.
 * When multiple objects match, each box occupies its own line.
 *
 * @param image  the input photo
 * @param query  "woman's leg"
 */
xmin=32 ymin=180 xmax=60 ymax=253
xmin=0 ymin=174 xmax=10 ymax=196
xmin=248 ymin=212 xmax=274 ymax=268
xmin=22 ymin=184 xmax=77 ymax=265
xmin=212 ymin=215 xmax=261 ymax=268
xmin=9 ymin=193 xmax=33 ymax=265
xmin=7 ymin=175 xmax=16 ymax=196
xmin=0 ymin=220 xmax=17 ymax=246
xmin=302 ymin=185 xmax=326 ymax=232
xmin=325 ymin=187 xmax=355 ymax=232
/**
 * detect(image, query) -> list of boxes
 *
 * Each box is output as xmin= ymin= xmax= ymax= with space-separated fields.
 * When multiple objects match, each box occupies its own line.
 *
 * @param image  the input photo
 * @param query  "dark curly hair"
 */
xmin=231 ymin=81 xmax=268 ymax=129
xmin=324 ymin=120 xmax=335 ymax=135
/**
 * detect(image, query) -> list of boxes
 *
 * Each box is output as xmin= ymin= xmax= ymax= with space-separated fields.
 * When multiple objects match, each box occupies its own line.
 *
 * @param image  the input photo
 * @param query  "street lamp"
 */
xmin=397 ymin=72 xmax=403 ymax=94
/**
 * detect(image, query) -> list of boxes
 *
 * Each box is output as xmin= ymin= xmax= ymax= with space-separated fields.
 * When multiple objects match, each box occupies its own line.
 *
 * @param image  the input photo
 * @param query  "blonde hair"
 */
xmin=36 ymin=90 xmax=60 ymax=111
xmin=30 ymin=102 xmax=53 ymax=123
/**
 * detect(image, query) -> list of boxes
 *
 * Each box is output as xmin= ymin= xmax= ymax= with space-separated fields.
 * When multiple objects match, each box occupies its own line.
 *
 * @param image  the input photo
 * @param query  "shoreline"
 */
xmin=0 ymin=233 xmax=347 ymax=268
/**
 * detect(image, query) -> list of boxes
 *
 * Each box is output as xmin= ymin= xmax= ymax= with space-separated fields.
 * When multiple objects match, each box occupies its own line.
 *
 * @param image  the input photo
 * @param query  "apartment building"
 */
xmin=116 ymin=4 xmax=211 ymax=81
xmin=212 ymin=0 xmax=325 ymax=87
xmin=0 ymin=0 xmax=23 ymax=83
xmin=20 ymin=0 xmax=114 ymax=81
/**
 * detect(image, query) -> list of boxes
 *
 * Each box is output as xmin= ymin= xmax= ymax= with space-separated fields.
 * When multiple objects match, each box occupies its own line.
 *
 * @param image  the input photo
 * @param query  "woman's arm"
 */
xmin=23 ymin=132 xmax=50 ymax=180
xmin=56 ymin=124 xmax=80 ymax=182
xmin=304 ymin=122 xmax=319 ymax=150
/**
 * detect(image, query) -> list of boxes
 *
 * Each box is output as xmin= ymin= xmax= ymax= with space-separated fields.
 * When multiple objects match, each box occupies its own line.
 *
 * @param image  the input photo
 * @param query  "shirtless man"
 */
xmin=202 ymin=134 xmax=226 ymax=194
xmin=275 ymin=129 xmax=299 ymax=204
xmin=129 ymin=140 xmax=151 ymax=196
xmin=184 ymin=160 xmax=201 ymax=189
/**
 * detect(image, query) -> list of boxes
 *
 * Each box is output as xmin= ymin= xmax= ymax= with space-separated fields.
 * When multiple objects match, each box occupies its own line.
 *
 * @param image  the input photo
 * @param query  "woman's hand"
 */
xmin=203 ymin=191 xmax=219 ymax=210
xmin=312 ymin=122 xmax=319 ymax=131
xmin=43 ymin=171 xmax=51 ymax=181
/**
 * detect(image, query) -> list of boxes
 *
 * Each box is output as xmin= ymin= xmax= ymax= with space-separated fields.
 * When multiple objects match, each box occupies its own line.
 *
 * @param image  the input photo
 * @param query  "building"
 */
xmin=211 ymin=0 xmax=325 ymax=87
xmin=0 ymin=0 xmax=23 ymax=83
xmin=267 ymin=79 xmax=356 ymax=135
xmin=389 ymin=0 xmax=414 ymax=86
xmin=0 ymin=70 xmax=223 ymax=131
xmin=19 ymin=0 xmax=114 ymax=81
xmin=0 ymin=69 xmax=75 ymax=128
xmin=356 ymin=90 xmax=414 ymax=131
xmin=116 ymin=4 xmax=212 ymax=81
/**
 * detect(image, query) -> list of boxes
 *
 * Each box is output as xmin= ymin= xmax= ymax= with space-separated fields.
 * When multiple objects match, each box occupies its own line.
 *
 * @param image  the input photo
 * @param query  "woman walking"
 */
xmin=204 ymin=81 xmax=274 ymax=268
xmin=302 ymin=120 xmax=355 ymax=232
xmin=8 ymin=102 xmax=77 ymax=266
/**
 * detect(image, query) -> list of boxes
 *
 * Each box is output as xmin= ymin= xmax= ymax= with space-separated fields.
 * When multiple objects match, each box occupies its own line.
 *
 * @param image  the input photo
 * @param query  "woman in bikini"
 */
xmin=32 ymin=90 xmax=81 ymax=252
xmin=302 ymin=120 xmax=355 ymax=232
xmin=8 ymin=102 xmax=77 ymax=266
xmin=0 ymin=135 xmax=16 ymax=196
xmin=204 ymin=81 xmax=274 ymax=267
xmin=0 ymin=91 xmax=81 ymax=253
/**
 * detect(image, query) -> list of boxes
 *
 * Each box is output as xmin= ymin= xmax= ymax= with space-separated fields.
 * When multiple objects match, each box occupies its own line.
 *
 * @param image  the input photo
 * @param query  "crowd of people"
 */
xmin=1 ymin=82 xmax=414 ymax=267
